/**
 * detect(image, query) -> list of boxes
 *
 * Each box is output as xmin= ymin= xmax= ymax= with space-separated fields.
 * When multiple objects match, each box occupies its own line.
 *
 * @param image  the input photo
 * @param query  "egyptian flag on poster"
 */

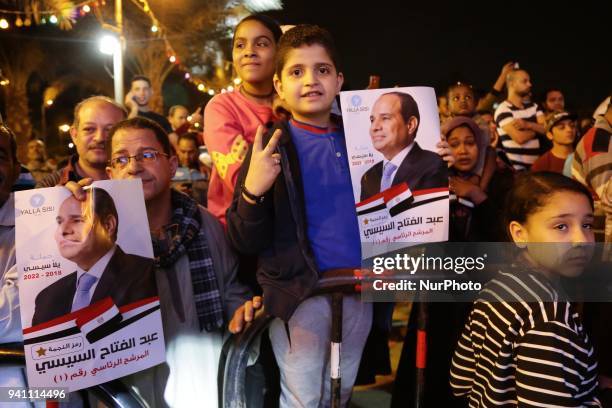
xmin=382 ymin=183 xmax=414 ymax=217
xmin=356 ymin=183 xmax=415 ymax=218
xmin=76 ymin=298 xmax=122 ymax=343
xmin=356 ymin=195 xmax=387 ymax=217
xmin=384 ymin=186 xmax=449 ymax=218
xmin=23 ymin=297 xmax=161 ymax=346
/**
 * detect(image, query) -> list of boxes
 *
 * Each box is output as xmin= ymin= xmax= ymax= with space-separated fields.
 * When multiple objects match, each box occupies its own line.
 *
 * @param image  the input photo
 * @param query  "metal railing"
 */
xmin=219 ymin=269 xmax=362 ymax=408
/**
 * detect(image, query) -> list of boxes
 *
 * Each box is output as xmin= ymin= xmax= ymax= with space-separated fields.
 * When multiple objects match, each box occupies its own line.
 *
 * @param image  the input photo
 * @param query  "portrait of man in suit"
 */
xmin=31 ymin=187 xmax=156 ymax=326
xmin=360 ymin=92 xmax=448 ymax=201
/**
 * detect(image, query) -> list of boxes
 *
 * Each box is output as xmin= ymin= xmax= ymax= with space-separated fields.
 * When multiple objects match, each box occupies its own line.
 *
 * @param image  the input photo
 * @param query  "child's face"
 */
xmin=545 ymin=90 xmax=565 ymax=112
xmin=448 ymin=126 xmax=479 ymax=173
xmin=448 ymin=86 xmax=476 ymax=117
xmin=274 ymin=44 xmax=343 ymax=126
xmin=232 ymin=20 xmax=277 ymax=85
xmin=547 ymin=119 xmax=576 ymax=146
xmin=509 ymin=191 xmax=595 ymax=278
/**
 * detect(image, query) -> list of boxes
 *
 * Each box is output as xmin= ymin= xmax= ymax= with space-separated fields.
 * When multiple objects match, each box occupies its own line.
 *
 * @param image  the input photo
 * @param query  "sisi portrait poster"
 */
xmin=15 ymin=179 xmax=165 ymax=392
xmin=340 ymin=87 xmax=449 ymax=259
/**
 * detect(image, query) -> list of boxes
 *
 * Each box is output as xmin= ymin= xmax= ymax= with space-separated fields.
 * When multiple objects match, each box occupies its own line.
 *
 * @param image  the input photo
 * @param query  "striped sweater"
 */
xmin=450 ymin=268 xmax=600 ymax=407
xmin=572 ymin=115 xmax=612 ymax=242
xmin=36 ymin=154 xmax=81 ymax=188
xmin=494 ymin=101 xmax=544 ymax=171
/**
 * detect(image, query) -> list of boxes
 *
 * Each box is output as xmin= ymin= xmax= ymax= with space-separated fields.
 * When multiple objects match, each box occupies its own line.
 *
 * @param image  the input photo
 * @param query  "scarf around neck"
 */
xmin=151 ymin=190 xmax=224 ymax=332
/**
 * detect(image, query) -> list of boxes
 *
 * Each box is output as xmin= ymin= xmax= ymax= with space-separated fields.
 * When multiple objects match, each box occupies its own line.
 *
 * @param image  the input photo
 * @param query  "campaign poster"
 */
xmin=15 ymin=179 xmax=165 ymax=392
xmin=340 ymin=87 xmax=449 ymax=259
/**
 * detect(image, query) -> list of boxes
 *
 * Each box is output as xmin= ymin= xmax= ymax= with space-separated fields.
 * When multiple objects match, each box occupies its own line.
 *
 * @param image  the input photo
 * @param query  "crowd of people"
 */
xmin=1 ymin=12 xmax=611 ymax=408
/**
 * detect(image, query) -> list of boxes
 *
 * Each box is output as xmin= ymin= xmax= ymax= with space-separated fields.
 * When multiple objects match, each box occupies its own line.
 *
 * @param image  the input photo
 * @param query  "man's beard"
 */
xmin=86 ymin=144 xmax=108 ymax=169
xmin=517 ymin=89 xmax=531 ymax=98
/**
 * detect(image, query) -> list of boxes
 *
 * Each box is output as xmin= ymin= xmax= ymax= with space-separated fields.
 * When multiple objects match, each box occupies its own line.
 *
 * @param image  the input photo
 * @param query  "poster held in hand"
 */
xmin=340 ymin=87 xmax=449 ymax=258
xmin=16 ymin=179 xmax=165 ymax=392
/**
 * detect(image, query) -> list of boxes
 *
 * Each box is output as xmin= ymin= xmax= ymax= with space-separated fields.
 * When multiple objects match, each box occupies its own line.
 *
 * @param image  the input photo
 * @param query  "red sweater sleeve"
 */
xmin=204 ymin=97 xmax=251 ymax=192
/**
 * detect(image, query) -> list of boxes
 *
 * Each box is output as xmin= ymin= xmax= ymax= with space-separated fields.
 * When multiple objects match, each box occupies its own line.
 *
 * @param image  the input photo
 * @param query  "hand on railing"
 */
xmin=228 ymin=296 xmax=264 ymax=334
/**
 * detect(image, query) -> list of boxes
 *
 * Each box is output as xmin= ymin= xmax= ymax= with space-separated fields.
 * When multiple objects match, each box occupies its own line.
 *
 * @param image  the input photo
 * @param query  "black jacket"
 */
xmin=226 ymin=120 xmax=322 ymax=322
xmin=32 ymin=246 xmax=156 ymax=326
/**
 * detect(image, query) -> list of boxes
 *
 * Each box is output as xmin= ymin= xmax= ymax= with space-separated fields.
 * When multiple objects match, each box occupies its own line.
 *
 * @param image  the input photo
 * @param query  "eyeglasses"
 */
xmin=109 ymin=150 xmax=168 ymax=169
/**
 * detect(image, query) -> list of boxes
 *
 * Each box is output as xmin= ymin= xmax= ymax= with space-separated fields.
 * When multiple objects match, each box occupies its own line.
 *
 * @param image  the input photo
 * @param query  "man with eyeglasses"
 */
xmin=37 ymin=96 xmax=127 ymax=188
xmin=67 ymin=117 xmax=251 ymax=406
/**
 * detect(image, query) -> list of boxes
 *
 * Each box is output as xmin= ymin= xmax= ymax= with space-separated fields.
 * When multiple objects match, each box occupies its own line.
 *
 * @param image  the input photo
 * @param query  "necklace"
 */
xmin=240 ymin=85 xmax=275 ymax=99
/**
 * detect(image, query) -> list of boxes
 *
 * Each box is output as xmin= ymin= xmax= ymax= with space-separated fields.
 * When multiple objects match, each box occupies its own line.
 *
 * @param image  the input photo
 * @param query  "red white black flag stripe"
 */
xmin=23 ymin=297 xmax=160 ymax=345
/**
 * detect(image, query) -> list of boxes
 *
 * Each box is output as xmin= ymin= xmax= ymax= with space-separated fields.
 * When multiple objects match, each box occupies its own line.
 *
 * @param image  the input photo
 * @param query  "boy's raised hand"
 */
xmin=243 ymin=126 xmax=283 ymax=198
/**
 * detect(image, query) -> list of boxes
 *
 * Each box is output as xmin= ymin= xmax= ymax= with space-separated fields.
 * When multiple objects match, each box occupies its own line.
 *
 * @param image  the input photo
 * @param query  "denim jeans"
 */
xmin=269 ymin=295 xmax=372 ymax=408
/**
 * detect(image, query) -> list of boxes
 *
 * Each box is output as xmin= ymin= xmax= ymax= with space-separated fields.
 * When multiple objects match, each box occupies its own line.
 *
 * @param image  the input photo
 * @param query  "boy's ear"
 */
xmin=546 ymin=131 xmax=554 ymax=141
xmin=508 ymin=221 xmax=528 ymax=248
xmin=273 ymin=74 xmax=284 ymax=100
xmin=335 ymin=72 xmax=344 ymax=95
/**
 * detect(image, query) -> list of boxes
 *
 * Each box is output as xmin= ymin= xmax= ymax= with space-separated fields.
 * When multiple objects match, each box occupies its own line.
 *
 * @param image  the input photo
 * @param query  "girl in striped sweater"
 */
xmin=450 ymin=172 xmax=601 ymax=407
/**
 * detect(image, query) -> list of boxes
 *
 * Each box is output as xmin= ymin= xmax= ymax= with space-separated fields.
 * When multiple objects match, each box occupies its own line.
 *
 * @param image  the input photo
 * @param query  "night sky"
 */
xmin=1 ymin=0 xmax=609 ymax=138
xmin=268 ymin=0 xmax=610 ymax=113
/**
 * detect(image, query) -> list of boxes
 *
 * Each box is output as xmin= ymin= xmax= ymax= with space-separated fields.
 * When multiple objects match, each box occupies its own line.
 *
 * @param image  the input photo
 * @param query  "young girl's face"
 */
xmin=232 ymin=20 xmax=277 ymax=85
xmin=510 ymin=191 xmax=595 ymax=278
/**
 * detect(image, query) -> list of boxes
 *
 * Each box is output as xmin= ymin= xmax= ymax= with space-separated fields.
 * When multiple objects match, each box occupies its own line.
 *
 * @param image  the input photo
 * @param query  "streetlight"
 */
xmin=99 ymin=34 xmax=120 ymax=55
xmin=99 ymin=33 xmax=124 ymax=104
xmin=98 ymin=0 xmax=125 ymax=104
xmin=40 ymin=99 xmax=54 ymax=139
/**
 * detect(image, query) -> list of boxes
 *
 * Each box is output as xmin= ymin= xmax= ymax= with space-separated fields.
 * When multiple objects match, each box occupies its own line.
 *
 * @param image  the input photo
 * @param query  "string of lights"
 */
xmin=127 ymin=0 xmax=238 ymax=95
xmin=1 ymin=0 xmax=239 ymax=94
xmin=0 ymin=1 xmax=98 ymax=30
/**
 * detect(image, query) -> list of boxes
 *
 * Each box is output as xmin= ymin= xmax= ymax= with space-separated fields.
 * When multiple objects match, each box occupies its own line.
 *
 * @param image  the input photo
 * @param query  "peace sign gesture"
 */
xmin=243 ymin=126 xmax=283 ymax=199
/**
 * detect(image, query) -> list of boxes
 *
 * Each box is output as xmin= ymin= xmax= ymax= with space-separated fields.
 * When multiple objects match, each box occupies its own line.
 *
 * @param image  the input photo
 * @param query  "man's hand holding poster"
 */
xmin=15 ymin=179 xmax=165 ymax=392
xmin=341 ymin=87 xmax=449 ymax=258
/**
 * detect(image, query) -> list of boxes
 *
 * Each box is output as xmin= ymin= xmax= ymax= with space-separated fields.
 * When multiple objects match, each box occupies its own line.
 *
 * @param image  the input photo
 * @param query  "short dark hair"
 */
xmin=108 ymin=117 xmax=173 ymax=157
xmin=89 ymin=187 xmax=119 ymax=242
xmin=234 ymin=14 xmax=282 ymax=45
xmin=504 ymin=172 xmax=594 ymax=241
xmin=0 ymin=124 xmax=18 ymax=164
xmin=130 ymin=75 xmax=151 ymax=87
xmin=177 ymin=132 xmax=199 ymax=147
xmin=276 ymin=24 xmax=340 ymax=77
xmin=544 ymin=88 xmax=563 ymax=98
xmin=447 ymin=82 xmax=475 ymax=99
xmin=381 ymin=91 xmax=421 ymax=135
